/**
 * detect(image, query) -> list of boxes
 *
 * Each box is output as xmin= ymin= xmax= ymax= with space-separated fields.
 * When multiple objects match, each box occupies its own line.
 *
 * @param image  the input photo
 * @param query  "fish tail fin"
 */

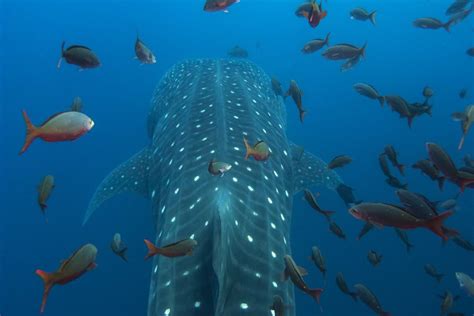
xmin=398 ymin=164 xmax=405 ymax=176
xmin=20 ymin=110 xmax=38 ymax=155
xmin=444 ymin=19 xmax=453 ymax=32
xmin=458 ymin=135 xmax=465 ymax=150
xmin=349 ymin=291 xmax=358 ymax=302
xmin=437 ymin=176 xmax=445 ymax=191
xmin=320 ymin=10 xmax=327 ymax=20
xmin=243 ymin=137 xmax=252 ymax=160
xmin=360 ymin=42 xmax=367 ymax=58
xmin=442 ymin=226 xmax=459 ymax=239
xmin=35 ymin=269 xmax=54 ymax=313
xmin=299 ymin=110 xmax=306 ymax=123
xmin=369 ymin=11 xmax=377 ymax=25
xmin=407 ymin=116 xmax=414 ymax=128
xmin=119 ymin=248 xmax=128 ymax=262
xmin=435 ymin=274 xmax=444 ymax=283
xmin=144 ymin=239 xmax=160 ymax=260
xmin=406 ymin=243 xmax=414 ymax=253
xmin=458 ymin=177 xmax=474 ymax=192
xmin=378 ymin=96 xmax=385 ymax=107
xmin=307 ymin=288 xmax=324 ymax=307
xmin=280 ymin=267 xmax=290 ymax=282
xmin=39 ymin=203 xmax=47 ymax=211
xmin=380 ymin=312 xmax=391 ymax=316
xmin=57 ymin=41 xmax=65 ymax=69
xmin=424 ymin=210 xmax=455 ymax=241
xmin=323 ymin=210 xmax=336 ymax=218
xmin=324 ymin=32 xmax=330 ymax=46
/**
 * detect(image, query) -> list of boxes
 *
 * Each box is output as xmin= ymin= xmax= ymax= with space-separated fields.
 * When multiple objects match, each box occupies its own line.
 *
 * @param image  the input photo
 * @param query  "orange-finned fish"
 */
xmin=35 ymin=244 xmax=97 ymax=313
xmin=243 ymin=137 xmax=270 ymax=161
xmin=204 ymin=0 xmax=240 ymax=13
xmin=19 ymin=110 xmax=94 ymax=155
xmin=349 ymin=202 xmax=455 ymax=241
xmin=308 ymin=1 xmax=327 ymax=28
xmin=144 ymin=238 xmax=197 ymax=260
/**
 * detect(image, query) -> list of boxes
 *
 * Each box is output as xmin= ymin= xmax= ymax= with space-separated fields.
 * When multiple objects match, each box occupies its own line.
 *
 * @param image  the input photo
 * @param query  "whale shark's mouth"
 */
xmin=83 ymin=59 xmax=342 ymax=316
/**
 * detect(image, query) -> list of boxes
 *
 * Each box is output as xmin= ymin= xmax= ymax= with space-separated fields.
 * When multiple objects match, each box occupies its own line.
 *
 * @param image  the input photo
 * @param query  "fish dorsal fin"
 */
xmin=162 ymin=239 xmax=187 ymax=248
xmin=83 ymin=147 xmax=152 ymax=225
xmin=290 ymin=142 xmax=342 ymax=194
xmin=58 ymin=259 xmax=69 ymax=271
xmin=40 ymin=112 xmax=69 ymax=126
xmin=297 ymin=266 xmax=308 ymax=276
xmin=338 ymin=43 xmax=358 ymax=49
xmin=67 ymin=45 xmax=92 ymax=51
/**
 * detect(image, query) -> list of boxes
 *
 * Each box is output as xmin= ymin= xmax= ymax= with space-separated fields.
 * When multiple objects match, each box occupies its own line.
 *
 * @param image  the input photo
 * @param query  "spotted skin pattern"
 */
xmin=84 ymin=59 xmax=341 ymax=316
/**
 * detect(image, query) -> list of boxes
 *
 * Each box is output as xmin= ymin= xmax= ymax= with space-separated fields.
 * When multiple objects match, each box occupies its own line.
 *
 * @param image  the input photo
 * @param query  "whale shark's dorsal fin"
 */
xmin=290 ymin=142 xmax=342 ymax=193
xmin=83 ymin=147 xmax=152 ymax=225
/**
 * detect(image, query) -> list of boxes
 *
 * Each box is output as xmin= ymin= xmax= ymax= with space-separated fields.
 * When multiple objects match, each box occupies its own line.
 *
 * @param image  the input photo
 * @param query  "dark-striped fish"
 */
xmin=413 ymin=17 xmax=453 ymax=32
xmin=336 ymin=272 xmax=358 ymax=301
xmin=57 ymin=41 xmax=100 ymax=70
xmin=354 ymin=284 xmax=390 ymax=316
xmin=350 ymin=7 xmax=377 ymax=25
xmin=328 ymin=155 xmax=352 ymax=169
xmin=353 ymin=83 xmax=385 ymax=107
xmin=322 ymin=43 xmax=366 ymax=60
xmin=301 ymin=33 xmax=330 ymax=54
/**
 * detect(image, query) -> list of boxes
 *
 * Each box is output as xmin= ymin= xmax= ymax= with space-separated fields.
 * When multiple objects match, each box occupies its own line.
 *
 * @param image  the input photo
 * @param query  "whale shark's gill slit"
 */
xmin=83 ymin=147 xmax=151 ymax=225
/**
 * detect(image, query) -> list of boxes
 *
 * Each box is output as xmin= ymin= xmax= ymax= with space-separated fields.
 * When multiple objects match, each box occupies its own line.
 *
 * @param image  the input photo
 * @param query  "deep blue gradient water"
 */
xmin=1 ymin=0 xmax=473 ymax=315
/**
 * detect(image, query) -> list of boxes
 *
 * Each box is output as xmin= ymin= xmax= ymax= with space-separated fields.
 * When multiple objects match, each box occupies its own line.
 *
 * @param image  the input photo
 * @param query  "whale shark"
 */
xmin=83 ymin=59 xmax=342 ymax=316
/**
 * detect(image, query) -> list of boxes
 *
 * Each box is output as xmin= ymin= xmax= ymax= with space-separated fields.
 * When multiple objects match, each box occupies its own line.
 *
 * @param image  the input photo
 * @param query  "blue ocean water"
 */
xmin=1 ymin=0 xmax=473 ymax=315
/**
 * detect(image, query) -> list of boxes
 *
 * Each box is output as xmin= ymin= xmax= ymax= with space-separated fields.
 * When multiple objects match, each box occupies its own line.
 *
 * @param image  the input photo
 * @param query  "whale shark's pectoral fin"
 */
xmin=290 ymin=142 xmax=342 ymax=193
xmin=83 ymin=147 xmax=152 ymax=225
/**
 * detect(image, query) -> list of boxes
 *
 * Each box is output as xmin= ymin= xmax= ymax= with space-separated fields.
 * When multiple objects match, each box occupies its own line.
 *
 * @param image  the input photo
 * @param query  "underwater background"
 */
xmin=1 ymin=0 xmax=473 ymax=315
